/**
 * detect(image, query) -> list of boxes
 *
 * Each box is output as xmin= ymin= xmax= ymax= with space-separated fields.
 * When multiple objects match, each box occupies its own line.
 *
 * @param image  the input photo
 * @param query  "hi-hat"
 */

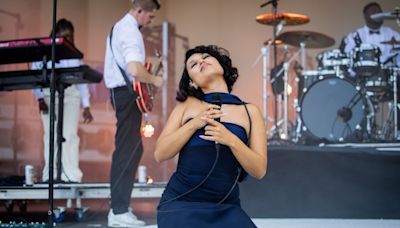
xmin=256 ymin=13 xmax=310 ymax=26
xmin=277 ymin=30 xmax=335 ymax=49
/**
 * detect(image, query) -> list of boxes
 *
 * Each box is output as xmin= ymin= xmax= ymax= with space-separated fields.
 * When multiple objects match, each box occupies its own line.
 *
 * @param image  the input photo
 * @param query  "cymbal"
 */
xmin=381 ymin=37 xmax=400 ymax=45
xmin=256 ymin=13 xmax=310 ymax=26
xmin=277 ymin=30 xmax=335 ymax=49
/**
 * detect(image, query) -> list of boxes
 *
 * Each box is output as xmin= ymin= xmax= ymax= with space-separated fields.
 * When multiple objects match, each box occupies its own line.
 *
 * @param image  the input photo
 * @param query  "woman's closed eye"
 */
xmin=189 ymin=54 xmax=210 ymax=68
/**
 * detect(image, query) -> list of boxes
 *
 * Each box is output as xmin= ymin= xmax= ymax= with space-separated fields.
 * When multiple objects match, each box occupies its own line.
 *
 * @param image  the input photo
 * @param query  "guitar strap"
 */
xmin=109 ymin=26 xmax=136 ymax=98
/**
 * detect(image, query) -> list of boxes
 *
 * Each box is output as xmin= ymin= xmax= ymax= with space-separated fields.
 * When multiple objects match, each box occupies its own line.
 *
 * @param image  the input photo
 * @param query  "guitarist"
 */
xmin=103 ymin=0 xmax=163 ymax=227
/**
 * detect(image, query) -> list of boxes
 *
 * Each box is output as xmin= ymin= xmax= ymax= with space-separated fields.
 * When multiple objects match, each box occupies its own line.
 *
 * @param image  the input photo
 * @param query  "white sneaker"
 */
xmin=108 ymin=209 xmax=146 ymax=227
xmin=128 ymin=207 xmax=138 ymax=219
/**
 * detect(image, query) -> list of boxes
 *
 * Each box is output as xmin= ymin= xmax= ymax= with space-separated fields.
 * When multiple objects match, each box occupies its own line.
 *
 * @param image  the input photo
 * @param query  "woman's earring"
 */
xmin=189 ymin=80 xmax=198 ymax=89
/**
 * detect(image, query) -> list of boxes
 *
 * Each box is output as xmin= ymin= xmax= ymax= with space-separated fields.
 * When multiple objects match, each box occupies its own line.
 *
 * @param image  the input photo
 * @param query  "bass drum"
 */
xmin=300 ymin=77 xmax=367 ymax=142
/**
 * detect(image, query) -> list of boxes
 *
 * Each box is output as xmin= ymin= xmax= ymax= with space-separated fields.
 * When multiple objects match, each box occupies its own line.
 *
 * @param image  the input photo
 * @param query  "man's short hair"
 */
xmin=132 ymin=0 xmax=161 ymax=11
xmin=363 ymin=2 xmax=381 ymax=14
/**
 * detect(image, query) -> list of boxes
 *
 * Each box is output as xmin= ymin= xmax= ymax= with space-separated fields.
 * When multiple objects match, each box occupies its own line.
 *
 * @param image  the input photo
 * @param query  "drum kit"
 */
xmin=255 ymin=3 xmax=400 ymax=144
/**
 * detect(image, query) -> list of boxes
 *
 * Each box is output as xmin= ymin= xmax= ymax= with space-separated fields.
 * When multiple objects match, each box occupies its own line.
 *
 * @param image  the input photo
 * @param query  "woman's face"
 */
xmin=186 ymin=52 xmax=224 ymax=88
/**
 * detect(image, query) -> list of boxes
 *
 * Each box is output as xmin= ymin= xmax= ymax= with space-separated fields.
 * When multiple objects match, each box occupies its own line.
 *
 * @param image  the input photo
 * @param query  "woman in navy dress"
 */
xmin=154 ymin=45 xmax=267 ymax=228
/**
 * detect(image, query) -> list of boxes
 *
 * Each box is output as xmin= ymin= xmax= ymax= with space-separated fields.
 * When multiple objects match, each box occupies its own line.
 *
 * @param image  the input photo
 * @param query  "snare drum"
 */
xmin=351 ymin=43 xmax=381 ymax=76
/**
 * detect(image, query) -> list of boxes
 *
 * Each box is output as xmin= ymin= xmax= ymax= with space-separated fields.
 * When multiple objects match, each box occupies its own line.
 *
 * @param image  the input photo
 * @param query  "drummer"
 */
xmin=340 ymin=2 xmax=400 ymax=69
xmin=340 ymin=1 xmax=400 ymax=139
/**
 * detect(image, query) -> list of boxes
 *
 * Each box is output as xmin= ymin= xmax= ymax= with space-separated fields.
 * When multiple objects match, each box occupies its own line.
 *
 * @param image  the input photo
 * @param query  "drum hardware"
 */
xmin=263 ymin=38 xmax=283 ymax=46
xmin=270 ymin=30 xmax=336 ymax=141
xmin=383 ymin=53 xmax=399 ymax=66
xmin=380 ymin=102 xmax=395 ymax=140
xmin=266 ymin=44 xmax=305 ymax=140
xmin=278 ymin=30 xmax=338 ymax=141
xmin=362 ymin=66 xmax=391 ymax=92
xmin=351 ymin=43 xmax=381 ymax=77
xmin=252 ymin=37 xmax=285 ymax=139
xmin=316 ymin=49 xmax=350 ymax=77
xmin=297 ymin=76 xmax=374 ymax=143
xmin=277 ymin=30 xmax=336 ymax=49
xmin=390 ymin=67 xmax=399 ymax=139
xmin=256 ymin=1 xmax=310 ymax=141
xmin=380 ymin=37 xmax=400 ymax=46
xmin=281 ymin=45 xmax=304 ymax=139
xmin=256 ymin=12 xmax=310 ymax=26
xmin=356 ymin=66 xmax=400 ymax=142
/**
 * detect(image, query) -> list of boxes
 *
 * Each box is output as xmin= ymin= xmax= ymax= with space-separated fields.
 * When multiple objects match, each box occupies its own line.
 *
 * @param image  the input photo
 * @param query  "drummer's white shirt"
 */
xmin=343 ymin=25 xmax=400 ymax=66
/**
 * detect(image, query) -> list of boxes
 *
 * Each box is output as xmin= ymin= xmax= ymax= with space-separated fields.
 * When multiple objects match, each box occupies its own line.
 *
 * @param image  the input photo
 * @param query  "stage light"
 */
xmin=142 ymin=123 xmax=154 ymax=138
xmin=141 ymin=114 xmax=154 ymax=138
xmin=287 ymin=84 xmax=292 ymax=95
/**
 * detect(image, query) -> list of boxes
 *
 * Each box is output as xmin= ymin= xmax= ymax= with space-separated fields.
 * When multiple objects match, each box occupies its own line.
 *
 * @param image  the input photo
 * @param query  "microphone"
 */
xmin=337 ymin=107 xmax=352 ymax=123
xmin=211 ymin=94 xmax=222 ymax=122
xmin=260 ymin=0 xmax=279 ymax=8
xmin=211 ymin=94 xmax=222 ymax=149
xmin=370 ymin=12 xmax=391 ymax=21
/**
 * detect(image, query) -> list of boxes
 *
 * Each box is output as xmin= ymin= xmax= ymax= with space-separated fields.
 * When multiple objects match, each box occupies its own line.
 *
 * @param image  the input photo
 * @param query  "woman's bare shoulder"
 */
xmin=244 ymin=103 xmax=263 ymax=118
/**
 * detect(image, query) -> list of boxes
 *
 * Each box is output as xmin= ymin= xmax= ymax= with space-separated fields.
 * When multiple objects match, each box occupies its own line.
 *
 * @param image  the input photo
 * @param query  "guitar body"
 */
xmin=134 ymin=81 xmax=153 ymax=113
xmin=134 ymin=61 xmax=160 ymax=113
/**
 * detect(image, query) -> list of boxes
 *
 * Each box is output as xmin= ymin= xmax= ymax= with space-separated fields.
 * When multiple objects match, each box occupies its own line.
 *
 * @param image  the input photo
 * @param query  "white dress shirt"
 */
xmin=103 ymin=13 xmax=145 ymax=89
xmin=343 ymin=25 xmax=400 ymax=66
xmin=32 ymin=59 xmax=91 ymax=108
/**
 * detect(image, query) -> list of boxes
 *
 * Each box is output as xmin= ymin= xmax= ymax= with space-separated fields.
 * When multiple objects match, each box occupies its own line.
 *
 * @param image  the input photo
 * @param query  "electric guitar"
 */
xmin=134 ymin=51 xmax=162 ymax=113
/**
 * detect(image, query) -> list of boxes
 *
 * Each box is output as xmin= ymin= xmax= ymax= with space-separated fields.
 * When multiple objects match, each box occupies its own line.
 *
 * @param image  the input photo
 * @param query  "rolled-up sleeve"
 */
xmin=118 ymin=27 xmax=145 ymax=67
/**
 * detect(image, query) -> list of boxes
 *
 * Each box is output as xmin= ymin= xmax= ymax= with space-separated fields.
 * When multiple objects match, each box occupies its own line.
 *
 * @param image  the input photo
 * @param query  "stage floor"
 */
xmin=1 ymin=211 xmax=400 ymax=228
xmin=1 ymin=143 xmax=400 ymax=226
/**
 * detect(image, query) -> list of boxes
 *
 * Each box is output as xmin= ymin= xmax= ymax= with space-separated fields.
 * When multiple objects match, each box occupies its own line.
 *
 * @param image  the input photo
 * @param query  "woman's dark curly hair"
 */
xmin=176 ymin=45 xmax=239 ymax=102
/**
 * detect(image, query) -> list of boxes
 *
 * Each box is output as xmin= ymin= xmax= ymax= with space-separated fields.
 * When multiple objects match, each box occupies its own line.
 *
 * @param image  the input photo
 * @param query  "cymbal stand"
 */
xmin=260 ymin=0 xmax=281 ymax=140
xmin=300 ymin=42 xmax=306 ymax=69
xmin=282 ymin=44 xmax=303 ymax=139
xmin=294 ymin=42 xmax=306 ymax=142
xmin=393 ymin=67 xmax=398 ymax=139
xmin=380 ymin=68 xmax=398 ymax=141
xmin=256 ymin=39 xmax=280 ymax=131
xmin=261 ymin=45 xmax=270 ymax=127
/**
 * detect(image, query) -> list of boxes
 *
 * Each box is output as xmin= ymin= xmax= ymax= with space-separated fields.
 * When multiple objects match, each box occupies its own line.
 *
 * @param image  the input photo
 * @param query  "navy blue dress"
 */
xmin=157 ymin=93 xmax=256 ymax=228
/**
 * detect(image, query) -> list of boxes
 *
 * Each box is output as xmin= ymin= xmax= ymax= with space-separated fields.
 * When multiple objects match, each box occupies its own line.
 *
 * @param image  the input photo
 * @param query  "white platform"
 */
xmin=251 ymin=219 xmax=400 ymax=228
xmin=0 ymin=182 xmax=165 ymax=200
xmin=140 ymin=219 xmax=400 ymax=228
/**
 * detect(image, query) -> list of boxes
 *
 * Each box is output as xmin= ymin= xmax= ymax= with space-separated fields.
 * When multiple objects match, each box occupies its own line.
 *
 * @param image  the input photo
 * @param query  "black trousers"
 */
xmin=110 ymin=86 xmax=143 ymax=214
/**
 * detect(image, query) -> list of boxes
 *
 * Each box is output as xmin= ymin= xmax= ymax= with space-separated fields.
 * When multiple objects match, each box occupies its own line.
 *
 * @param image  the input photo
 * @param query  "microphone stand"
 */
xmin=260 ymin=0 xmax=281 ymax=141
xmin=48 ymin=0 xmax=57 ymax=226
